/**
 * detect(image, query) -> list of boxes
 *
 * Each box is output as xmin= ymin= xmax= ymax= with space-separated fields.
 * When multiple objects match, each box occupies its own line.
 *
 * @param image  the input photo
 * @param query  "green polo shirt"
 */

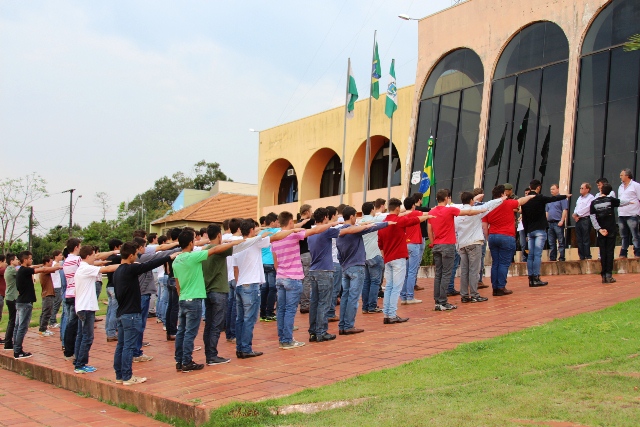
xmin=5 ymin=266 xmax=18 ymax=301
xmin=172 ymin=250 xmax=208 ymax=301
xmin=201 ymin=247 xmax=233 ymax=294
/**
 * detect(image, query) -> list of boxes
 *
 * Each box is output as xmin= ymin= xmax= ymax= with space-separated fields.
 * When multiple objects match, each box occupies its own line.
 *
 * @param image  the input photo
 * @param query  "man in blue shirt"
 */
xmin=259 ymin=213 xmax=280 ymax=321
xmin=545 ymin=184 xmax=569 ymax=262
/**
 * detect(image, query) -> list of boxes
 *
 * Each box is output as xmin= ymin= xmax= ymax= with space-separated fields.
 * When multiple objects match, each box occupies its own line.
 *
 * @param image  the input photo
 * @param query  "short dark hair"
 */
xmin=472 ymin=187 xmax=484 ymax=196
xmin=403 ymin=197 xmax=415 ymax=210
xmin=265 ymin=212 xmax=278 ymax=226
xmin=362 ymin=202 xmax=374 ymax=216
xmin=300 ymin=204 xmax=312 ymax=215
xmin=313 ymin=207 xmax=329 ymax=223
xmin=240 ymin=219 xmax=255 ymax=237
xmin=133 ymin=229 xmax=147 ymax=239
xmin=134 ymin=237 xmax=147 ymax=248
xmin=120 ymin=242 xmax=138 ymax=259
xmin=343 ymin=206 xmax=357 ymax=220
xmin=601 ymin=183 xmax=613 ymax=195
xmin=222 ymin=219 xmax=230 ymax=230
xmin=207 ymin=224 xmax=222 ymax=240
xmin=170 ymin=228 xmax=181 ymax=241
xmin=337 ymin=204 xmax=346 ymax=214
xmin=436 ymin=189 xmax=450 ymax=202
xmin=388 ymin=198 xmax=402 ymax=211
xmin=259 ymin=216 xmax=266 ymax=226
xmin=411 ymin=193 xmax=423 ymax=205
xmin=157 ymin=235 xmax=167 ymax=244
xmin=52 ymin=250 xmax=62 ymax=258
xmin=326 ymin=206 xmax=337 ymax=219
xmin=278 ymin=211 xmax=294 ymax=227
xmin=0 ymin=254 xmax=5 ymax=263
xmin=194 ymin=229 xmax=202 ymax=237
xmin=19 ymin=251 xmax=32 ymax=262
xmin=178 ymin=230 xmax=194 ymax=249
xmin=374 ymin=198 xmax=386 ymax=209
xmin=492 ymin=185 xmax=505 ymax=200
xmin=622 ymin=168 xmax=634 ymax=180
xmin=79 ymin=245 xmax=95 ymax=259
xmin=6 ymin=253 xmax=16 ymax=263
xmin=229 ymin=218 xmax=242 ymax=234
xmin=108 ymin=238 xmax=123 ymax=251
xmin=42 ymin=255 xmax=51 ymax=264
xmin=66 ymin=238 xmax=81 ymax=253
xmin=148 ymin=232 xmax=158 ymax=242
xmin=529 ymin=179 xmax=542 ymax=191
xmin=596 ymin=177 xmax=609 ymax=185
xmin=460 ymin=191 xmax=474 ymax=205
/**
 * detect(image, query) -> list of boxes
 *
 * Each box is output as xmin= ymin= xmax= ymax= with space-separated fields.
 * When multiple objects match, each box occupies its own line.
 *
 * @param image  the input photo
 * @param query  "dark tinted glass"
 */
xmin=452 ymin=85 xmax=483 ymax=197
xmin=570 ymin=104 xmax=606 ymax=208
xmin=320 ymin=154 xmax=342 ymax=198
xmin=278 ymin=169 xmax=298 ymax=204
xmin=583 ymin=0 xmax=640 ymax=54
xmin=432 ymin=92 xmax=461 ymax=198
xmin=608 ymin=48 xmax=640 ymax=102
xmin=370 ymin=143 xmax=400 ymax=190
xmin=421 ymin=49 xmax=484 ymax=99
xmin=535 ymin=113 xmax=564 ymax=188
xmin=484 ymin=77 xmax=516 ymax=193
xmin=578 ymin=52 xmax=609 ymax=107
xmin=602 ymin=96 xmax=639 ymax=182
xmin=540 ymin=62 xmax=568 ymax=116
xmin=410 ymin=98 xmax=439 ymax=194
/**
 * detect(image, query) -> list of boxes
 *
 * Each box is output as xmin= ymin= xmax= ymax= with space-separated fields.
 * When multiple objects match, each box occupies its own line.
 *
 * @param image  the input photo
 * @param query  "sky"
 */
xmin=0 ymin=0 xmax=453 ymax=234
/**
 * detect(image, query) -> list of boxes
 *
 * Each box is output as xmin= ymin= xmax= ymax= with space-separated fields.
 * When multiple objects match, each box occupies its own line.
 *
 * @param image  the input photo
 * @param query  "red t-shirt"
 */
xmin=404 ymin=210 xmax=423 ymax=244
xmin=429 ymin=205 xmax=460 ymax=245
xmin=482 ymin=199 xmax=519 ymax=237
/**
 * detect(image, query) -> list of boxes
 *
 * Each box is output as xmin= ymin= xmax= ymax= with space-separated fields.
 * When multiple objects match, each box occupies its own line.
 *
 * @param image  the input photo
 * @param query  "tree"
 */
xmin=95 ymin=192 xmax=110 ymax=222
xmin=625 ymin=34 xmax=640 ymax=51
xmin=0 ymin=173 xmax=48 ymax=254
xmin=192 ymin=160 xmax=231 ymax=190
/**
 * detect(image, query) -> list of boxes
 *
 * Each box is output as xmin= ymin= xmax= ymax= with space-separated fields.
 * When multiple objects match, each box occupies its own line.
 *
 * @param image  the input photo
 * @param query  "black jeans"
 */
xmin=3 ymin=300 xmax=16 ymax=346
xmin=575 ymin=217 xmax=592 ymax=260
xmin=598 ymin=233 xmax=616 ymax=276
xmin=203 ymin=291 xmax=227 ymax=361
xmin=165 ymin=279 xmax=179 ymax=336
xmin=63 ymin=298 xmax=78 ymax=357
xmin=260 ymin=264 xmax=277 ymax=318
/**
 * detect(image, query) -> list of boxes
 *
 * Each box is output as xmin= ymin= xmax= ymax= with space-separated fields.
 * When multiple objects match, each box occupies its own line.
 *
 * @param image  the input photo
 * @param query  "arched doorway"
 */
xmin=278 ymin=166 xmax=298 ymax=204
xmin=320 ymin=154 xmax=344 ymax=198
xmin=410 ymin=48 xmax=484 ymax=206
xmin=369 ymin=144 xmax=400 ymax=190
xmin=483 ymin=22 xmax=569 ymax=196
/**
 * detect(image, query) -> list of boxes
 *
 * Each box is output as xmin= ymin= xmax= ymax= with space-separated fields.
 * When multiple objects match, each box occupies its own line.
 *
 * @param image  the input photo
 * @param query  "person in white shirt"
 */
xmin=616 ymin=168 xmax=640 ymax=258
xmin=223 ymin=218 xmax=243 ymax=343
xmin=572 ymin=183 xmax=596 ymax=260
xmin=73 ymin=246 xmax=119 ymax=374
xmin=452 ymin=192 xmax=505 ymax=303
xmin=49 ymin=250 xmax=64 ymax=328
xmin=595 ymin=178 xmax=616 ymax=199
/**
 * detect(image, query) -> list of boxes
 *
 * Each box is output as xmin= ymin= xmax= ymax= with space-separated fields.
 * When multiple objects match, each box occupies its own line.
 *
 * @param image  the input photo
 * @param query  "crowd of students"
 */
xmin=0 ymin=172 xmax=635 ymax=385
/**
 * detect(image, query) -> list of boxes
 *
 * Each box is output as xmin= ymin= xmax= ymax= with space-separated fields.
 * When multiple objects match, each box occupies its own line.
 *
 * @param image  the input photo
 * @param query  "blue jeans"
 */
xmin=105 ymin=287 xmax=118 ymax=337
xmin=175 ymin=299 xmax=203 ymax=365
xmin=618 ymin=215 xmax=640 ymax=257
xmin=135 ymin=294 xmax=151 ymax=357
xmin=327 ymin=263 xmax=342 ymax=319
xmin=114 ymin=313 xmax=142 ymax=381
xmin=165 ymin=278 xmax=179 ymax=336
xmin=225 ymin=280 xmax=237 ymax=340
xmin=401 ymin=244 xmax=422 ymax=300
xmin=276 ymin=278 xmax=303 ymax=343
xmin=448 ymin=250 xmax=460 ymax=293
xmin=488 ymin=234 xmax=516 ymax=289
xmin=308 ymin=271 xmax=332 ymax=336
xmin=203 ymin=292 xmax=227 ymax=361
xmin=479 ymin=242 xmax=487 ymax=280
xmin=519 ymin=230 xmax=528 ymax=262
xmin=547 ymin=223 xmax=566 ymax=261
xmin=63 ymin=298 xmax=78 ymax=357
xmin=235 ymin=283 xmax=260 ymax=353
xmin=383 ymin=258 xmax=406 ymax=318
xmin=527 ymin=230 xmax=547 ymax=276
xmin=156 ymin=276 xmax=168 ymax=324
xmin=362 ymin=255 xmax=383 ymax=311
xmin=260 ymin=264 xmax=277 ymax=318
xmin=339 ymin=265 xmax=365 ymax=331
xmin=74 ymin=310 xmax=95 ymax=369
xmin=13 ymin=302 xmax=33 ymax=355
xmin=574 ymin=217 xmax=592 ymax=260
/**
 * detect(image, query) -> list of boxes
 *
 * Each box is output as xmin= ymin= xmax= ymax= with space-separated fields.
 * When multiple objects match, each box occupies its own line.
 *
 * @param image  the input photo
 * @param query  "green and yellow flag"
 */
xmin=418 ymin=136 xmax=435 ymax=206
xmin=371 ymin=41 xmax=381 ymax=99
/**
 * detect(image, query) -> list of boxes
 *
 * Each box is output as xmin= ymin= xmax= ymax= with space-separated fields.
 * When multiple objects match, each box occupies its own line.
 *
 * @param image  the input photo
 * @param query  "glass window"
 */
xmin=608 ymin=48 xmax=640 ymax=102
xmin=577 ymin=53 xmax=609 ymax=108
xmin=583 ymin=0 xmax=640 ymax=54
xmin=320 ymin=154 xmax=343 ymax=198
xmin=278 ymin=167 xmax=298 ymax=204
xmin=421 ymin=49 xmax=484 ymax=99
xmin=370 ymin=143 xmax=400 ymax=190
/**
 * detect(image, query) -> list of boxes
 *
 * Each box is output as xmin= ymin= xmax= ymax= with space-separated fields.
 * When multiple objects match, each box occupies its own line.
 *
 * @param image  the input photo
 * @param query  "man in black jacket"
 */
xmin=521 ymin=180 xmax=571 ymax=287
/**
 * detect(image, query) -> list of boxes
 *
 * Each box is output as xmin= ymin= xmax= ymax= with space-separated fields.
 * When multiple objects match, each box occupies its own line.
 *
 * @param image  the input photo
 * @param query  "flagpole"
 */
xmin=363 ymin=30 xmax=377 ymax=202
xmin=387 ymin=116 xmax=393 ymax=202
xmin=340 ymin=58 xmax=351 ymax=205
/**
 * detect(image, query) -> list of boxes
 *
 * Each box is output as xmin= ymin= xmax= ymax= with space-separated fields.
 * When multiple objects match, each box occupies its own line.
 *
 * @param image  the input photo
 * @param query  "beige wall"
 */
xmin=407 ymin=0 xmax=610 ymax=194
xmin=149 ymin=220 xmax=211 ymax=236
xmin=258 ymin=85 xmax=414 ymax=216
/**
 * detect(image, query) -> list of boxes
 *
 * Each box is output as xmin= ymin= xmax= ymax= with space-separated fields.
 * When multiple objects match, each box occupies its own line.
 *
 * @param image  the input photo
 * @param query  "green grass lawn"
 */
xmin=206 ymin=299 xmax=640 ymax=427
xmin=0 ymin=279 xmax=108 ymax=333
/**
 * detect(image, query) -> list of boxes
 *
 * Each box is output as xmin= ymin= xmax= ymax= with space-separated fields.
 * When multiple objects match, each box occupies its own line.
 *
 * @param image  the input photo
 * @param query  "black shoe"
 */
xmin=493 ymin=288 xmax=513 ymax=296
xmin=309 ymin=334 xmax=317 ymax=342
xmin=536 ymin=276 xmax=548 ymax=285
xmin=316 ymin=333 xmax=337 ymax=342
xmin=299 ymin=308 xmax=309 ymax=314
xmin=461 ymin=296 xmax=474 ymax=303
xmin=237 ymin=351 xmax=263 ymax=359
xmin=14 ymin=351 xmax=32 ymax=359
xmin=383 ymin=316 xmax=409 ymax=324
xmin=175 ymin=362 xmax=182 ymax=372
xmin=181 ymin=361 xmax=205 ymax=372
xmin=4 ymin=343 xmax=14 ymax=351
xmin=338 ymin=330 xmax=346 ymax=335
xmin=235 ymin=351 xmax=242 ymax=358
xmin=447 ymin=290 xmax=461 ymax=296
xmin=207 ymin=356 xmax=231 ymax=365
xmin=0 ymin=338 xmax=5 ymax=345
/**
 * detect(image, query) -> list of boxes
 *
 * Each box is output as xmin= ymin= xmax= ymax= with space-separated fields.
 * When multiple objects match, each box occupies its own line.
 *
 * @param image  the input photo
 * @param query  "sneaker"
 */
xmin=447 ymin=290 xmax=461 ymax=296
xmin=64 ymin=355 xmax=76 ymax=363
xmin=181 ymin=361 xmax=205 ymax=372
xmin=226 ymin=337 xmax=236 ymax=343
xmin=50 ymin=323 xmax=61 ymax=329
xmin=123 ymin=376 xmax=147 ymax=385
xmin=84 ymin=365 xmax=98 ymax=373
xmin=163 ymin=326 xmax=167 ymax=331
xmin=404 ymin=299 xmax=422 ymax=304
xmin=3 ymin=344 xmax=14 ymax=351
xmin=472 ymin=296 xmax=488 ymax=302
xmin=281 ymin=340 xmax=305 ymax=350
xmin=370 ymin=307 xmax=383 ymax=313
xmin=461 ymin=296 xmax=474 ymax=303
xmin=266 ymin=316 xmax=277 ymax=321
xmin=115 ymin=378 xmax=123 ymax=384
xmin=74 ymin=365 xmax=96 ymax=374
xmin=434 ymin=303 xmax=457 ymax=311
xmin=176 ymin=362 xmax=182 ymax=372
xmin=133 ymin=355 xmax=153 ymax=362
xmin=39 ymin=330 xmax=54 ymax=337
xmin=194 ymin=346 xmax=202 ymax=351
xmin=293 ymin=326 xmax=299 ymax=331
xmin=207 ymin=356 xmax=231 ymax=365
xmin=142 ymin=342 xmax=150 ymax=347
xmin=106 ymin=336 xmax=118 ymax=342
xmin=14 ymin=351 xmax=32 ymax=359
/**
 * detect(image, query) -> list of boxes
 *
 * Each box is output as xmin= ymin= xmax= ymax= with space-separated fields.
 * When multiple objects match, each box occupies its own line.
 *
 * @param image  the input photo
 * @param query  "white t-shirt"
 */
xmin=74 ymin=262 xmax=101 ymax=312
xmin=51 ymin=260 xmax=62 ymax=289
xmin=226 ymin=236 xmax=244 ymax=282
xmin=232 ymin=237 xmax=271 ymax=286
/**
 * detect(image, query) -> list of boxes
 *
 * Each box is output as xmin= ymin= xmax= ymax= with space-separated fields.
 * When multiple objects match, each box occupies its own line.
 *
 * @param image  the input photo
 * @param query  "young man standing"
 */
xmin=297 ymin=204 xmax=315 ymax=314
xmin=38 ymin=256 xmax=56 ymax=337
xmin=573 ymin=183 xmax=596 ymax=260
xmin=258 ymin=212 xmax=279 ymax=321
xmin=223 ymin=218 xmax=243 ymax=343
xmin=14 ymin=251 xmax=62 ymax=359
xmin=2 ymin=254 xmax=19 ymax=349
xmin=378 ymin=199 xmax=430 ymax=324
xmin=545 ymin=184 xmax=569 ymax=262
xmin=105 ymin=239 xmax=122 ymax=342
xmin=336 ymin=207 xmax=389 ymax=334
xmin=49 ymin=250 xmax=64 ymax=329
xmin=173 ymin=230 xmax=244 ymax=372
xmin=73 ymin=246 xmax=120 ymax=373
xmin=428 ymin=190 xmax=485 ymax=311
xmin=400 ymin=197 xmax=426 ymax=305
xmin=164 ymin=228 xmax=182 ymax=341
xmin=617 ymin=168 xmax=640 ymax=258
xmin=359 ymin=202 xmax=385 ymax=314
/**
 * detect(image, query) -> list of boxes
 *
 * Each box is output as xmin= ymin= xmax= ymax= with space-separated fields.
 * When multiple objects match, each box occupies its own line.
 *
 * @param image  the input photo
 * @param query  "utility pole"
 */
xmin=62 ymin=189 xmax=75 ymax=237
xmin=28 ymin=206 xmax=33 ymax=252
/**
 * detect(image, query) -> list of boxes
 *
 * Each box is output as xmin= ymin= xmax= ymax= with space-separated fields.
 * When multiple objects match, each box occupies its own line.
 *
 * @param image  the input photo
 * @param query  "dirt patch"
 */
xmin=596 ymin=371 xmax=640 ymax=378
xmin=512 ymin=419 xmax=591 ymax=427
xmin=568 ymin=359 xmax=613 ymax=370
xmin=271 ymin=398 xmax=369 ymax=415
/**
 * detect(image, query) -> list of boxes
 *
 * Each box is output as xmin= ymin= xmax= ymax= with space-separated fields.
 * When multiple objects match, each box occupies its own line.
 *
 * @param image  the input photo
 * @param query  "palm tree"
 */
xmin=624 ymin=34 xmax=640 ymax=51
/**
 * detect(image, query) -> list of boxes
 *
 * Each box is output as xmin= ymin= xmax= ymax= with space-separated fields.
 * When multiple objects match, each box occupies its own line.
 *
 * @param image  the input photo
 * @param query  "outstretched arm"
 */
xmin=208 ymin=240 xmax=244 ymax=257
xmin=518 ymin=194 xmax=536 ymax=206
xmin=270 ymin=228 xmax=304 ymax=242
xmin=458 ymin=209 xmax=487 ymax=216
xmin=33 ymin=265 xmax=63 ymax=274
xmin=305 ymin=222 xmax=338 ymax=237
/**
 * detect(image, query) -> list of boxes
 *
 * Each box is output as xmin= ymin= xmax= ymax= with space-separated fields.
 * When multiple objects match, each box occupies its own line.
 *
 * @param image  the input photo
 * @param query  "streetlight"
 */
xmin=398 ymin=14 xmax=419 ymax=21
xmin=249 ymin=128 xmax=258 ymax=132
